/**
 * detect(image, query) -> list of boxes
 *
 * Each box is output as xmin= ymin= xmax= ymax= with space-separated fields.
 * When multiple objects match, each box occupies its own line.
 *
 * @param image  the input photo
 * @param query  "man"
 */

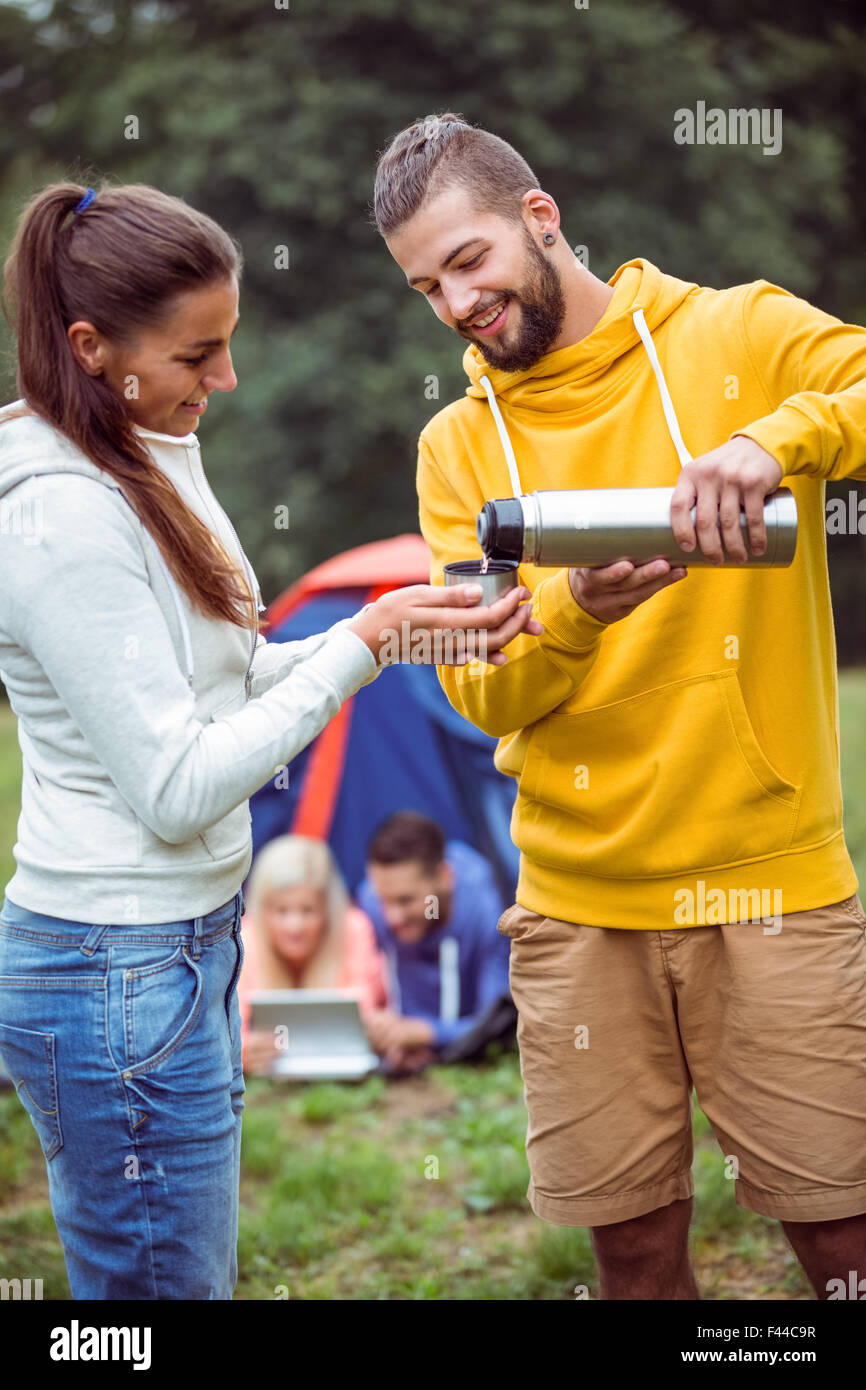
xmin=371 ymin=113 xmax=866 ymax=1300
xmin=356 ymin=811 xmax=511 ymax=1071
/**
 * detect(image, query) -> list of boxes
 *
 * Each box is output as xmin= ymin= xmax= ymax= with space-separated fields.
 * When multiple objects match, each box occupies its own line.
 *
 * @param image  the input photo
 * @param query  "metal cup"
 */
xmin=443 ymin=559 xmax=520 ymax=605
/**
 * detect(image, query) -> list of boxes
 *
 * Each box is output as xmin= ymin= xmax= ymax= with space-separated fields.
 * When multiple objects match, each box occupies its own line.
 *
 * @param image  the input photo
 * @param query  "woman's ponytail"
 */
xmin=2 ymin=181 xmax=256 ymax=631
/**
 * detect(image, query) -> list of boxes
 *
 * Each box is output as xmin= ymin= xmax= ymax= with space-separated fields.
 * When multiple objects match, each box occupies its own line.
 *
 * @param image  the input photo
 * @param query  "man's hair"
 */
xmin=366 ymin=811 xmax=446 ymax=877
xmin=372 ymin=112 xmax=539 ymax=237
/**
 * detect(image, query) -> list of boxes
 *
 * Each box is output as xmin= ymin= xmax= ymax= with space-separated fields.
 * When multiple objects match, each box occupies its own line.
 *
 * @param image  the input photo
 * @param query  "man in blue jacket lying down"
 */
xmin=356 ymin=811 xmax=512 ymax=1071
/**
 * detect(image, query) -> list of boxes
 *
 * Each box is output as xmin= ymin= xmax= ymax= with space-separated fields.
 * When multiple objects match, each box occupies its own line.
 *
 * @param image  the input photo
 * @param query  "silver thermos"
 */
xmin=476 ymin=487 xmax=798 ymax=569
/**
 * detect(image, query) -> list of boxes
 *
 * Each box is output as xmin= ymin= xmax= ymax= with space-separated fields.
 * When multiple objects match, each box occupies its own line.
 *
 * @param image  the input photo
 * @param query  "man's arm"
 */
xmin=730 ymin=280 xmax=866 ymax=481
xmin=671 ymin=281 xmax=866 ymax=559
xmin=417 ymin=434 xmax=608 ymax=739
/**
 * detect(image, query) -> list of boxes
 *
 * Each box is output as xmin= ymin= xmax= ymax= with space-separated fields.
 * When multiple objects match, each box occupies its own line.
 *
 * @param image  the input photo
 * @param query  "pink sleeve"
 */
xmin=237 ymin=914 xmax=259 ymax=1042
xmin=340 ymin=907 xmax=389 ymax=1012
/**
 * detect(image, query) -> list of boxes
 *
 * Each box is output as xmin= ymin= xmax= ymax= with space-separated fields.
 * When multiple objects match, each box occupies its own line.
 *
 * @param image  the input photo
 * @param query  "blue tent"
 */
xmin=246 ymin=534 xmax=519 ymax=903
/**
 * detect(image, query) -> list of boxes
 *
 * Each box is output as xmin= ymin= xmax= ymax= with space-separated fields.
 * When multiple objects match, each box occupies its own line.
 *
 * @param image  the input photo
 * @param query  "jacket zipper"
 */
xmin=218 ymin=507 xmax=266 ymax=699
xmin=184 ymin=447 xmax=266 ymax=700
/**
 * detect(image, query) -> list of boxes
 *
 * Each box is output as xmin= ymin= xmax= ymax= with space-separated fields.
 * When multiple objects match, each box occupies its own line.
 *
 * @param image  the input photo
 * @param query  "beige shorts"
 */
xmin=499 ymin=894 xmax=866 ymax=1227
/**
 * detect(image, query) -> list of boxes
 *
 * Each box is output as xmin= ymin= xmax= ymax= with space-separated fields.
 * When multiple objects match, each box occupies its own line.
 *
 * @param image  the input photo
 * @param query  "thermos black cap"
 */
xmin=476 ymin=498 xmax=524 ymax=562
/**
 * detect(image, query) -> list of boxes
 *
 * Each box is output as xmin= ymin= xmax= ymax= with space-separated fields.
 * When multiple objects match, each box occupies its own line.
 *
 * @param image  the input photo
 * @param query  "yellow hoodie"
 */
xmin=416 ymin=258 xmax=866 ymax=928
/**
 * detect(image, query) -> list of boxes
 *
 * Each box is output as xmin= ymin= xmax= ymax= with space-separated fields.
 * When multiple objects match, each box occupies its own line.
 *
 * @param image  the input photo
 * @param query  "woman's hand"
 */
xmin=347 ymin=583 xmax=543 ymax=668
xmin=242 ymin=1028 xmax=279 ymax=1077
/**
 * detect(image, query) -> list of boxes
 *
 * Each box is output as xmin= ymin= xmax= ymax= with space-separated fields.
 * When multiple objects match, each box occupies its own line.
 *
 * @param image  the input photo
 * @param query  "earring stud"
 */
xmin=543 ymin=232 xmax=556 ymax=246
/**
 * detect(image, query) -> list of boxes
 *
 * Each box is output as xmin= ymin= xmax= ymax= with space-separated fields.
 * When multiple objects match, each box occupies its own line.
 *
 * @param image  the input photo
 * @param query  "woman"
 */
xmin=0 ymin=181 xmax=540 ymax=1300
xmin=239 ymin=834 xmax=389 ymax=1076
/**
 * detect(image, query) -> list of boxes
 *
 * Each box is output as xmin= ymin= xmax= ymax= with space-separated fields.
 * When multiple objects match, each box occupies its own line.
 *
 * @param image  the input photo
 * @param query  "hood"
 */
xmin=0 ymin=399 xmax=198 ymax=502
xmin=0 ymin=401 xmax=211 ymax=690
xmin=462 ymin=257 xmax=697 ymax=408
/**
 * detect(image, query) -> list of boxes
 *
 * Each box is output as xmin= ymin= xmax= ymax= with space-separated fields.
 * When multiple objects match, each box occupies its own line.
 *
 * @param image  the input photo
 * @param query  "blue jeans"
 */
xmin=0 ymin=889 xmax=246 ymax=1299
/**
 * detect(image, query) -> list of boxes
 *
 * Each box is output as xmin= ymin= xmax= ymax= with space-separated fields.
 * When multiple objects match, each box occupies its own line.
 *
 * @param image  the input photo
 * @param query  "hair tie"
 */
xmin=73 ymin=188 xmax=96 ymax=215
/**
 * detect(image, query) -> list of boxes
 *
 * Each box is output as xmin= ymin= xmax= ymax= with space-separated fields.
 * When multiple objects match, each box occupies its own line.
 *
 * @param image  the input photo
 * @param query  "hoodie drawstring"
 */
xmin=478 ymin=373 xmax=524 ymax=496
xmin=480 ymin=306 xmax=694 ymax=498
xmin=439 ymin=937 xmax=460 ymax=1025
xmin=631 ymin=307 xmax=694 ymax=468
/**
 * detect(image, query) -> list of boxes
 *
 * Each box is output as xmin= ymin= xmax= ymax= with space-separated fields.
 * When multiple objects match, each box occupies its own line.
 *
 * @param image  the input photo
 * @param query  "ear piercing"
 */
xmin=543 ymin=232 xmax=556 ymax=246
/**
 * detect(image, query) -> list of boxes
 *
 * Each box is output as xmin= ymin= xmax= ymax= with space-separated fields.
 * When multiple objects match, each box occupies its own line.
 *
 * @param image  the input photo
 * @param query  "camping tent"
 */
xmin=246 ymin=534 xmax=520 ymax=904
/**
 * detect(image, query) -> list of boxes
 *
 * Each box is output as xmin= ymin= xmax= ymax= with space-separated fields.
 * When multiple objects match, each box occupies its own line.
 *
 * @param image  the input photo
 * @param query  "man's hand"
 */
xmin=670 ymin=437 xmax=784 ymax=564
xmin=364 ymin=1007 xmax=402 ymax=1053
xmin=568 ymin=557 xmax=688 ymax=624
xmin=387 ymin=1044 xmax=436 ymax=1073
xmin=365 ymin=1008 xmax=435 ymax=1061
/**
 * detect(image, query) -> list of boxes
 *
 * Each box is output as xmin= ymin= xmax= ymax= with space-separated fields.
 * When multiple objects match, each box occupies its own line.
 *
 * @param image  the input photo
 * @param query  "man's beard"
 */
xmin=462 ymin=230 xmax=567 ymax=372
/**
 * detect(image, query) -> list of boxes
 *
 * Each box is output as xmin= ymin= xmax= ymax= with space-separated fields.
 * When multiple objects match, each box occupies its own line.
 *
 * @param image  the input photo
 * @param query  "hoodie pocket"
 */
xmin=22 ymin=764 xmax=139 ymax=868
xmin=519 ymin=669 xmax=800 ymax=878
xmin=199 ymin=802 xmax=252 ymax=862
xmin=208 ymin=681 xmax=248 ymax=722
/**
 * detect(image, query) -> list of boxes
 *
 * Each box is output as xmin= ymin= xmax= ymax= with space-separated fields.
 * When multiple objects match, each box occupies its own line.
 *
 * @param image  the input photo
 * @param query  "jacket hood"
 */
xmin=0 ymin=403 xmax=216 ymax=693
xmin=462 ymin=258 xmax=697 ymax=407
xmin=0 ymin=399 xmax=198 ymax=502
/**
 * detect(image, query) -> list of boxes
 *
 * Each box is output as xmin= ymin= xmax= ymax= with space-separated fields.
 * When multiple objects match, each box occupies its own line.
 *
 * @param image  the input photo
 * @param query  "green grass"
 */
xmin=0 ymin=1052 xmax=810 ymax=1301
xmin=1 ymin=672 xmax=865 ymax=1299
xmin=0 ymin=701 xmax=22 ymax=893
xmin=839 ymin=669 xmax=866 ymax=871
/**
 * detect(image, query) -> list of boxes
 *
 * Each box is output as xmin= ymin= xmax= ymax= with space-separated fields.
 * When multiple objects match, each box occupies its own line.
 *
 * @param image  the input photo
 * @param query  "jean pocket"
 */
xmin=497 ymin=903 xmax=549 ymax=940
xmin=224 ymin=923 xmax=245 ymax=1043
xmin=836 ymin=894 xmax=866 ymax=926
xmin=118 ymin=945 xmax=204 ymax=1076
xmin=0 ymin=1022 xmax=63 ymax=1160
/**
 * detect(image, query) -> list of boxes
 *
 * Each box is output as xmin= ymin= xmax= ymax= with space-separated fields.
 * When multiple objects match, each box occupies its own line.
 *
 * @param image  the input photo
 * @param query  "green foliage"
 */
xmin=0 ymin=0 xmax=863 ymax=654
xmin=838 ymin=668 xmax=866 ymax=857
xmin=0 ymin=1054 xmax=814 ymax=1300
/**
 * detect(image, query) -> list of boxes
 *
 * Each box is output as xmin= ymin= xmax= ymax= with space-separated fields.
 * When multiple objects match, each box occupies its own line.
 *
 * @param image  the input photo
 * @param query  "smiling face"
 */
xmin=264 ymin=882 xmax=328 ymax=970
xmin=387 ymin=185 xmax=567 ymax=372
xmin=68 ymin=277 xmax=240 ymax=437
xmin=366 ymin=858 xmax=454 ymax=945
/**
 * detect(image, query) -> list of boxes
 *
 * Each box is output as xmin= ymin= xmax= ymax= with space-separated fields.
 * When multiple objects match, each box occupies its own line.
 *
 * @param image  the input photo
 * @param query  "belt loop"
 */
xmin=191 ymin=912 xmax=204 ymax=960
xmin=79 ymin=924 xmax=110 ymax=957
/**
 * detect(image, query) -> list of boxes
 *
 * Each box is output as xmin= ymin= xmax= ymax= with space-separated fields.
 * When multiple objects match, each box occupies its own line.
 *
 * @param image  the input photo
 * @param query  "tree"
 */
xmin=0 ymin=0 xmax=863 ymax=661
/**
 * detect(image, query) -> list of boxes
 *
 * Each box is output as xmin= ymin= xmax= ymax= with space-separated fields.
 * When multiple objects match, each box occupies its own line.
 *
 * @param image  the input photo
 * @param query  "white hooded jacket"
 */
xmin=0 ymin=402 xmax=382 ymax=924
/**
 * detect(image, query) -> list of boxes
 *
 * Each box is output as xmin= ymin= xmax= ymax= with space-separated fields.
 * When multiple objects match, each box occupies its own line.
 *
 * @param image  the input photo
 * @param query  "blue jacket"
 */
xmin=356 ymin=840 xmax=511 ymax=1049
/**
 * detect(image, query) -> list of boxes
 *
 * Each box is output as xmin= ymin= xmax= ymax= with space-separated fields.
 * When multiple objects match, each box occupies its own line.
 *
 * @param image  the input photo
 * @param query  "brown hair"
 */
xmin=366 ymin=811 xmax=445 ymax=877
xmin=1 ymin=180 xmax=255 ymax=630
xmin=372 ymin=113 xmax=539 ymax=238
